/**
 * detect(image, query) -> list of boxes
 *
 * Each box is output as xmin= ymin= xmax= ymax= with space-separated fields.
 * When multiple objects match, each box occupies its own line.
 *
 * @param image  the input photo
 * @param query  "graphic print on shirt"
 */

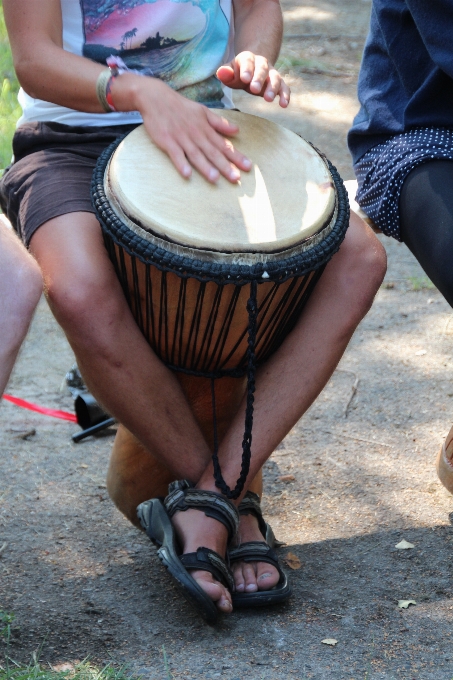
xmin=79 ymin=0 xmax=230 ymax=104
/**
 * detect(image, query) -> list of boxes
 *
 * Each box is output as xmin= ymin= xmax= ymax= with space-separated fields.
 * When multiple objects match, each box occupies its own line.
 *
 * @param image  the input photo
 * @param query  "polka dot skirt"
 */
xmin=353 ymin=127 xmax=453 ymax=241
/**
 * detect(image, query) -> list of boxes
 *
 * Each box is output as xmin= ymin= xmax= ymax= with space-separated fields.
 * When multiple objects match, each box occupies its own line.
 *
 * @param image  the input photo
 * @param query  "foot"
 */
xmin=171 ymin=508 xmax=233 ymax=614
xmin=231 ymin=513 xmax=280 ymax=594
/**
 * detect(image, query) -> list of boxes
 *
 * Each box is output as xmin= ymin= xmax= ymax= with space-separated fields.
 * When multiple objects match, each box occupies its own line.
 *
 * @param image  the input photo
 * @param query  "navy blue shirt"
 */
xmin=348 ymin=0 xmax=453 ymax=164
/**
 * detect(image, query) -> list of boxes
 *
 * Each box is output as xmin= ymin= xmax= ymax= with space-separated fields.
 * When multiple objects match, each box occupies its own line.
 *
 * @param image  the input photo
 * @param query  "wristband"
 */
xmin=105 ymin=72 xmax=118 ymax=112
xmin=96 ymin=56 xmax=137 ymax=113
xmin=96 ymin=68 xmax=115 ymax=113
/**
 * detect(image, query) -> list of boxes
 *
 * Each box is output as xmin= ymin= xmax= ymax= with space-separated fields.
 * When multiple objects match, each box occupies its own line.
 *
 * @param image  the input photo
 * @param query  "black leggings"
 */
xmin=400 ymin=160 xmax=453 ymax=307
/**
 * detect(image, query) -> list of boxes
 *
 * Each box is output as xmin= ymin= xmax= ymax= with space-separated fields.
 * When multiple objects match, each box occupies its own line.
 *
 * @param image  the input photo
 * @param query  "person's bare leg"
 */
xmin=30 ymin=213 xmax=234 ymax=612
xmin=173 ymin=214 xmax=387 ymax=593
xmin=107 ymin=423 xmax=263 ymax=526
xmin=30 ymin=213 xmax=214 ymax=476
xmin=0 ymin=221 xmax=42 ymax=395
xmin=30 ymin=212 xmax=386 ymax=610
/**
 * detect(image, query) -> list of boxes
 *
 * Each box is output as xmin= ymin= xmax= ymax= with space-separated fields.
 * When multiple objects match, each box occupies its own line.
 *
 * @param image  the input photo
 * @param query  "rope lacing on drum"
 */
xmin=211 ymin=280 xmax=257 ymax=499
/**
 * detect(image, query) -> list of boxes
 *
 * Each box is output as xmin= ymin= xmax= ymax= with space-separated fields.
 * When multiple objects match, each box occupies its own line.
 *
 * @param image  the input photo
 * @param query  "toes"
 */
xmin=232 ymin=563 xmax=246 ymax=592
xmin=243 ymin=563 xmax=259 ymax=592
xmin=192 ymin=571 xmax=233 ymax=613
xmin=256 ymin=562 xmax=280 ymax=591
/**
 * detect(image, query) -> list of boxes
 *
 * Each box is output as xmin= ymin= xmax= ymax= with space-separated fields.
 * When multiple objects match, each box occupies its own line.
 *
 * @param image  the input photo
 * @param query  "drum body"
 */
xmin=92 ymin=111 xmax=349 ymax=508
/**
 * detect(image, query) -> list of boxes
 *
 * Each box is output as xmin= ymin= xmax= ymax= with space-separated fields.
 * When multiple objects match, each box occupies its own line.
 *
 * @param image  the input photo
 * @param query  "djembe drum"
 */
xmin=91 ymin=110 xmax=349 ymax=510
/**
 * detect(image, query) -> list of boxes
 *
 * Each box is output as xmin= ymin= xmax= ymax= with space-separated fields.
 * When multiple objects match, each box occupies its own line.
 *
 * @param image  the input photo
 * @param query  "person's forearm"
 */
xmin=233 ymin=0 xmax=283 ymax=64
xmin=10 ymin=40 xmax=153 ymax=115
xmin=4 ymin=0 xmax=156 ymax=115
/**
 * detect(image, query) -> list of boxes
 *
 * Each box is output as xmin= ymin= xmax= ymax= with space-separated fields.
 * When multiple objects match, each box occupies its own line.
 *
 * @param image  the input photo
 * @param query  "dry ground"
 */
xmin=1 ymin=0 xmax=453 ymax=678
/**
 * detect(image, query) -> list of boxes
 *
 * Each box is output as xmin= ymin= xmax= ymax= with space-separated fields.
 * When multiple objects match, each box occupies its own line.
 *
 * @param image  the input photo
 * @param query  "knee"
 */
xmin=45 ymin=269 xmax=125 ymax=347
xmin=15 ymin=260 xmax=42 ymax=319
xmin=2 ymin=255 xmax=42 ymax=337
xmin=337 ymin=214 xmax=387 ymax=315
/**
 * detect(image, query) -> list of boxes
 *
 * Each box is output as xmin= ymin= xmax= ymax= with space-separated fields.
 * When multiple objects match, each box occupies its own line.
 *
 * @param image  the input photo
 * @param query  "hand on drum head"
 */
xmin=216 ymin=52 xmax=290 ymax=108
xmin=133 ymin=78 xmax=252 ymax=184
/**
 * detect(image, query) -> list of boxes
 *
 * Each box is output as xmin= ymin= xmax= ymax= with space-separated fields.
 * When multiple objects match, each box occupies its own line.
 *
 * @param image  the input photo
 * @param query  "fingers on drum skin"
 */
xmin=206 ymin=109 xmax=239 ymax=137
xmin=163 ymin=138 xmax=192 ymax=179
xmin=199 ymin=133 xmax=251 ymax=181
xmin=218 ymin=137 xmax=252 ymax=172
xmin=153 ymin=111 xmax=246 ymax=183
xmin=180 ymin=138 xmax=222 ymax=183
xmin=179 ymin=131 xmax=247 ymax=183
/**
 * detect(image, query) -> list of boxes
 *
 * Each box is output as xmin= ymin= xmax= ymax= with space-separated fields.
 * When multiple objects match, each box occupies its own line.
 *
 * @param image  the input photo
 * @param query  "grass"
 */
xmin=161 ymin=647 xmax=173 ymax=680
xmin=0 ymin=611 xmax=140 ymax=680
xmin=0 ymin=660 xmax=140 ymax=680
xmin=408 ymin=275 xmax=435 ymax=291
xmin=0 ymin=7 xmax=20 ymax=169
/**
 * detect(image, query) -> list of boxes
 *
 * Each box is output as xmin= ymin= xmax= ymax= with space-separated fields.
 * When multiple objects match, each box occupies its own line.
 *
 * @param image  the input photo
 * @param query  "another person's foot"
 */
xmin=437 ymin=425 xmax=453 ymax=494
xmin=231 ymin=512 xmax=280 ymax=593
xmin=171 ymin=507 xmax=233 ymax=614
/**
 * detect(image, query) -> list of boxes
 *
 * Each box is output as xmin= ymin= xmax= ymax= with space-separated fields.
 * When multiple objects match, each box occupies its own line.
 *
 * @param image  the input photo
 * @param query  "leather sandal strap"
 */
xmin=237 ymin=491 xmax=267 ymax=538
xmin=180 ymin=547 xmax=234 ymax=591
xmin=228 ymin=541 xmax=280 ymax=568
xmin=165 ymin=479 xmax=239 ymax=542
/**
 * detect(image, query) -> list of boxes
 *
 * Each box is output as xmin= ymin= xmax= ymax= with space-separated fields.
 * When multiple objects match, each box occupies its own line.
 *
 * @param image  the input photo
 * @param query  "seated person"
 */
xmin=348 ymin=0 xmax=453 ymax=497
xmin=1 ymin=0 xmax=386 ymax=619
xmin=0 ymin=218 xmax=42 ymax=395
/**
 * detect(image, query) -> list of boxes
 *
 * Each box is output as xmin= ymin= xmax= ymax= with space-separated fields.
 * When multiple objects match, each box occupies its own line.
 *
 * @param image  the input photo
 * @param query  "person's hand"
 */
xmin=216 ymin=52 xmax=290 ymax=108
xmin=124 ymin=76 xmax=252 ymax=184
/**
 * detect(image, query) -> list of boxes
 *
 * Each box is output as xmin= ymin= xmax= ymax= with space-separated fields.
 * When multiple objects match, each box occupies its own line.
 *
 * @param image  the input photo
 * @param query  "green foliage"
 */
xmin=1 ymin=610 xmax=140 ymax=680
xmin=0 ymin=7 xmax=21 ymax=169
xmin=408 ymin=275 xmax=435 ymax=291
xmin=161 ymin=646 xmax=173 ymax=680
xmin=0 ymin=612 xmax=14 ymax=641
xmin=0 ymin=660 xmax=140 ymax=680
xmin=276 ymin=54 xmax=322 ymax=71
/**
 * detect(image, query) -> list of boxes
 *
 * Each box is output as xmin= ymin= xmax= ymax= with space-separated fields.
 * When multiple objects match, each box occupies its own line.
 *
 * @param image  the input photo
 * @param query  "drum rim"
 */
xmin=106 ymin=118 xmax=337 ymax=257
xmin=104 ymin=160 xmax=339 ymax=266
xmin=91 ymin=135 xmax=350 ymax=285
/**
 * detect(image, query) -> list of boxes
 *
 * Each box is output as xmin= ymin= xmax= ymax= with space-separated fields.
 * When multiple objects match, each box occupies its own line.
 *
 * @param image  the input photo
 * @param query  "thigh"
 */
xmin=29 ymin=212 xmax=126 ymax=330
xmin=29 ymin=209 xmax=123 ymax=285
xmin=400 ymin=160 xmax=453 ymax=306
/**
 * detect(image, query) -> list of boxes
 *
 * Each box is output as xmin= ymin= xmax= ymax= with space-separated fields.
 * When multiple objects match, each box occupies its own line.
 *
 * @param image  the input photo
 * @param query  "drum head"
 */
xmin=106 ymin=110 xmax=335 ymax=255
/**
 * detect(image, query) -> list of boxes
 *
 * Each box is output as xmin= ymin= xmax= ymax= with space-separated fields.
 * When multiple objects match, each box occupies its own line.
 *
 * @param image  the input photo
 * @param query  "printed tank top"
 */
xmin=18 ymin=0 xmax=234 ymax=127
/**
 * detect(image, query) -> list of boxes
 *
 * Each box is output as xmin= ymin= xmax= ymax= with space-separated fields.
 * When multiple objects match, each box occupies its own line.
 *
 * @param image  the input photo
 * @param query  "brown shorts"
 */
xmin=0 ymin=121 xmax=138 ymax=246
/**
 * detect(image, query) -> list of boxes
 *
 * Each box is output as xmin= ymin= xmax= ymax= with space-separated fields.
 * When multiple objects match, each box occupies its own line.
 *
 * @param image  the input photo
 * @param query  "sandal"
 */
xmin=229 ymin=491 xmax=292 ymax=607
xmin=137 ymin=480 xmax=239 ymax=624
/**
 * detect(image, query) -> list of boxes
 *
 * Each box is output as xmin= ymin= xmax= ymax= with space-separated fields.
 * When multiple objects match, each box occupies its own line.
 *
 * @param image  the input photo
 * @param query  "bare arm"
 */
xmin=233 ymin=0 xmax=283 ymax=63
xmin=3 ymin=0 xmax=251 ymax=183
xmin=216 ymin=0 xmax=290 ymax=107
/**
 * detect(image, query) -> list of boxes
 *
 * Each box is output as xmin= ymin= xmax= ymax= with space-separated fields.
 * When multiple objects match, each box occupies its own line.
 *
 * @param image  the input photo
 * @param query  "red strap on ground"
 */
xmin=2 ymin=394 xmax=77 ymax=422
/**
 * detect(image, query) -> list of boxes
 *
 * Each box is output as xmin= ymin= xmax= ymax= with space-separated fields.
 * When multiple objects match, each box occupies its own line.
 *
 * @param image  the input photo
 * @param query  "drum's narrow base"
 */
xmin=107 ymin=374 xmax=263 ymax=526
xmin=107 ymin=426 xmax=174 ymax=526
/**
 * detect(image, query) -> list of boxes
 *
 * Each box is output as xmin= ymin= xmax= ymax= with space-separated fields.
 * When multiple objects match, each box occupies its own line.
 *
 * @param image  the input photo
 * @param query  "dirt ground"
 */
xmin=1 ymin=0 xmax=453 ymax=678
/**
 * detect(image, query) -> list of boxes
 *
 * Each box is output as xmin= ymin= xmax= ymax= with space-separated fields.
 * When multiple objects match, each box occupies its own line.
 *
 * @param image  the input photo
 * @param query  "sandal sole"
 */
xmin=137 ymin=498 xmax=220 ymax=624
